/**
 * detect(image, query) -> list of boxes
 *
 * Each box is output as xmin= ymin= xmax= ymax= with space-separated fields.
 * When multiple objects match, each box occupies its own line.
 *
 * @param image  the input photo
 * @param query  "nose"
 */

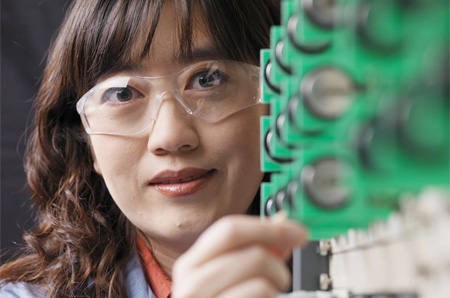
xmin=147 ymin=92 xmax=199 ymax=155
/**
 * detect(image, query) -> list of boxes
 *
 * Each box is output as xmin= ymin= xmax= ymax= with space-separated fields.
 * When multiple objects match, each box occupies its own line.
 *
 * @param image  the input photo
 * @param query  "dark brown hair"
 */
xmin=0 ymin=0 xmax=279 ymax=296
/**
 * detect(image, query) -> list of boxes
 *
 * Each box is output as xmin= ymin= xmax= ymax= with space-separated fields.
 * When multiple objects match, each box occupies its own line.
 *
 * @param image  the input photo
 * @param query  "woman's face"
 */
xmin=89 ymin=2 xmax=266 ymax=250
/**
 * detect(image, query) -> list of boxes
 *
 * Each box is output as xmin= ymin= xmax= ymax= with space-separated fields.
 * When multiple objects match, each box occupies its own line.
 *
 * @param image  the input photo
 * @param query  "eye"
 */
xmin=101 ymin=86 xmax=144 ymax=104
xmin=188 ymin=69 xmax=228 ymax=89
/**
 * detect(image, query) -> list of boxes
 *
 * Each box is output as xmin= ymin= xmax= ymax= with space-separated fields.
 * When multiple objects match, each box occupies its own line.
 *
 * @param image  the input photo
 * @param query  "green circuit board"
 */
xmin=260 ymin=0 xmax=449 ymax=239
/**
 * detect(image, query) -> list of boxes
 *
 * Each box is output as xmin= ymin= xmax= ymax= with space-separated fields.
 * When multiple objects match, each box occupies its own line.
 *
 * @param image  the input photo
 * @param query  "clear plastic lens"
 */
xmin=83 ymin=78 xmax=153 ymax=136
xmin=77 ymin=60 xmax=261 ymax=136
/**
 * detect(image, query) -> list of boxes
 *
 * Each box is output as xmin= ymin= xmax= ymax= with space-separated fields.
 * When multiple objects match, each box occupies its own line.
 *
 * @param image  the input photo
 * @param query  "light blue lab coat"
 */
xmin=0 ymin=255 xmax=156 ymax=297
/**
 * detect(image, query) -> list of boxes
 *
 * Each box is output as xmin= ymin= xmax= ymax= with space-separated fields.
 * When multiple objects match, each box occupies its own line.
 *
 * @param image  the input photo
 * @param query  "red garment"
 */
xmin=136 ymin=235 xmax=172 ymax=298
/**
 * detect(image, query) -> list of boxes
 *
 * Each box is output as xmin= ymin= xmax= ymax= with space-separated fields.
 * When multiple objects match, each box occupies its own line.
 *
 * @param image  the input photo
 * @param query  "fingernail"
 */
xmin=270 ymin=211 xmax=288 ymax=224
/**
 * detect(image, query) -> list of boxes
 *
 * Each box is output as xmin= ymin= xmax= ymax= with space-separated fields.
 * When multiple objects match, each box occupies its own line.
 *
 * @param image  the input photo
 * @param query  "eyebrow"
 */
xmin=174 ymin=47 xmax=227 ymax=65
xmin=98 ymin=47 xmax=227 ymax=81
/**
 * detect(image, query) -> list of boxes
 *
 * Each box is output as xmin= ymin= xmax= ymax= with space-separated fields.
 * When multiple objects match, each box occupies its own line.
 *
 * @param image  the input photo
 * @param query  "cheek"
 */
xmin=224 ymin=105 xmax=265 ymax=159
xmin=204 ymin=106 xmax=264 ymax=205
xmin=91 ymin=137 xmax=136 ymax=168
xmin=89 ymin=136 xmax=145 ymax=196
xmin=209 ymin=112 xmax=260 ymax=161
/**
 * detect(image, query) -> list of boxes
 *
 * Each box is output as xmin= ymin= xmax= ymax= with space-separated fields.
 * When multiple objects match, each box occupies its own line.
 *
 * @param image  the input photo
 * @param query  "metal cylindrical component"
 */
xmin=286 ymin=180 xmax=299 ymax=209
xmin=357 ymin=119 xmax=377 ymax=169
xmin=287 ymin=94 xmax=324 ymax=136
xmin=275 ymin=39 xmax=292 ymax=75
xmin=275 ymin=188 xmax=287 ymax=211
xmin=287 ymin=13 xmax=331 ymax=54
xmin=301 ymin=158 xmax=352 ymax=209
xmin=265 ymin=197 xmax=276 ymax=217
xmin=300 ymin=67 xmax=355 ymax=120
xmin=264 ymin=59 xmax=281 ymax=94
xmin=264 ymin=128 xmax=294 ymax=164
xmin=302 ymin=0 xmax=339 ymax=29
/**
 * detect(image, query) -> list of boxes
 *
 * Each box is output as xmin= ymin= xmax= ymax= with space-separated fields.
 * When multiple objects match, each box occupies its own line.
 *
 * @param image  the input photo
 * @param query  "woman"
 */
xmin=0 ymin=0 xmax=307 ymax=297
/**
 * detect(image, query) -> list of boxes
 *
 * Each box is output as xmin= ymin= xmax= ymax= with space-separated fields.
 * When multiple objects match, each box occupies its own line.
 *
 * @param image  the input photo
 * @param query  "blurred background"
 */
xmin=1 ymin=0 xmax=71 ymax=262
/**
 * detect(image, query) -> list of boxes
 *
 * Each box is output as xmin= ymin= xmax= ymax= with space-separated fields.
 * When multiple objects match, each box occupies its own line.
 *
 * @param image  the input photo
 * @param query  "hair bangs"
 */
xmin=72 ymin=0 xmax=278 ymax=95
xmin=81 ymin=0 xmax=164 ymax=88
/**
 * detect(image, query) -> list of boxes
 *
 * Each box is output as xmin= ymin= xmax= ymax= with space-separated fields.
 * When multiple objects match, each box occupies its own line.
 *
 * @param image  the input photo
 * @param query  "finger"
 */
xmin=188 ymin=245 xmax=291 ymax=298
xmin=268 ymin=211 xmax=300 ymax=260
xmin=215 ymin=277 xmax=280 ymax=298
xmin=182 ymin=215 xmax=307 ymax=267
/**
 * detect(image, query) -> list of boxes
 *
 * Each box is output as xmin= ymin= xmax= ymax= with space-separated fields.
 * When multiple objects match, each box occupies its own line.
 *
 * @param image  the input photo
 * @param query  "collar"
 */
xmin=136 ymin=235 xmax=172 ymax=298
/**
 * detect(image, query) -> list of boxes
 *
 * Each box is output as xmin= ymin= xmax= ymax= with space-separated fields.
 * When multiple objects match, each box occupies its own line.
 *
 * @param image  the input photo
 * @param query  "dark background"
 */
xmin=1 ymin=0 xmax=71 ymax=262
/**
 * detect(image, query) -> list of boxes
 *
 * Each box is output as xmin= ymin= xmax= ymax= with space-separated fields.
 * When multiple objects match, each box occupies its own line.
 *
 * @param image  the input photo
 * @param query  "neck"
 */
xmin=138 ymin=231 xmax=194 ymax=279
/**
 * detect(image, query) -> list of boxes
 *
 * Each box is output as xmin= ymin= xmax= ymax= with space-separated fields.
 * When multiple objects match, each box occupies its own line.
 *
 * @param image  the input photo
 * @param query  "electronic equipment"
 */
xmin=260 ymin=1 xmax=449 ymax=297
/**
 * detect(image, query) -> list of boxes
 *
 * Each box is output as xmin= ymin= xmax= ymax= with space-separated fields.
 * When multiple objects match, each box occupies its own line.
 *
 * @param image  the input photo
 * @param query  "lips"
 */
xmin=149 ymin=168 xmax=216 ymax=197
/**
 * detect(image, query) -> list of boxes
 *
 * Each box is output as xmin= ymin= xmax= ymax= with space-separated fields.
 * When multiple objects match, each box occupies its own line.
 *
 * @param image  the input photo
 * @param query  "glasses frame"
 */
xmin=76 ymin=60 xmax=262 ymax=136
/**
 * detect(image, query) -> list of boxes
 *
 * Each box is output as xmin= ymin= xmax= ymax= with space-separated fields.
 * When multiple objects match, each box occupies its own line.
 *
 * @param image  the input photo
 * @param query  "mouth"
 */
xmin=149 ymin=168 xmax=216 ymax=197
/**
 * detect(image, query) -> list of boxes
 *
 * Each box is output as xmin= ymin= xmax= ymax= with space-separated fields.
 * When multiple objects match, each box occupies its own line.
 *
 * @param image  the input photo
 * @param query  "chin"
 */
xmin=151 ymin=213 xmax=214 ymax=240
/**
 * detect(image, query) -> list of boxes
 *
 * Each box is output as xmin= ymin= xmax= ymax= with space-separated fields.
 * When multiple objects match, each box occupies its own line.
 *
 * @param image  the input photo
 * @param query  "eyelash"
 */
xmin=101 ymin=86 xmax=144 ymax=104
xmin=187 ymin=69 xmax=228 ymax=90
xmin=97 ymin=66 xmax=230 ymax=104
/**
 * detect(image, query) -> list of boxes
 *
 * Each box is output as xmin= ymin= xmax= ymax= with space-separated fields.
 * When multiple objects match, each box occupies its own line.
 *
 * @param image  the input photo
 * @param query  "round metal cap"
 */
xmin=300 ymin=67 xmax=355 ymax=120
xmin=301 ymin=158 xmax=352 ymax=209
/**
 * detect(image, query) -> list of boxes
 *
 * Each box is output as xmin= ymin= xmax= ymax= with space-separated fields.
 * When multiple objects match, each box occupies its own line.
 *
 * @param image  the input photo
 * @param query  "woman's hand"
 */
xmin=172 ymin=215 xmax=308 ymax=298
